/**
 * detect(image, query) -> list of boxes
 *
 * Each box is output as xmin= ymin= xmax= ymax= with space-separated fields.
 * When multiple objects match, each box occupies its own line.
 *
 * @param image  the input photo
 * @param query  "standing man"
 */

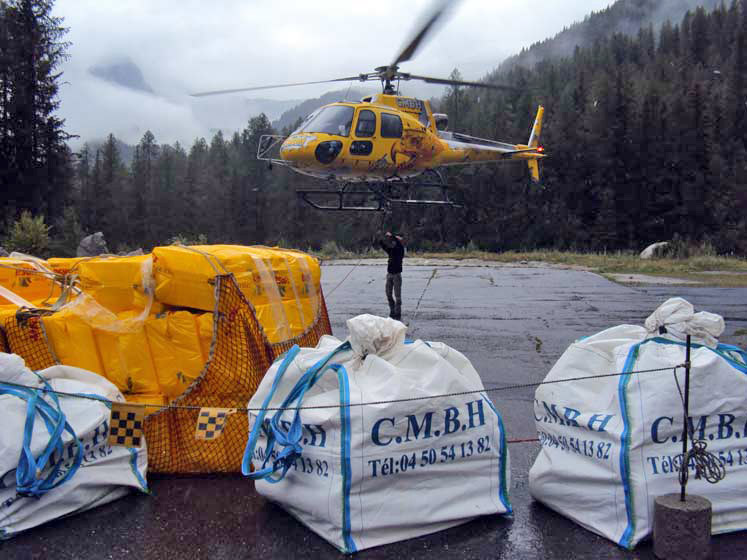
xmin=380 ymin=231 xmax=405 ymax=320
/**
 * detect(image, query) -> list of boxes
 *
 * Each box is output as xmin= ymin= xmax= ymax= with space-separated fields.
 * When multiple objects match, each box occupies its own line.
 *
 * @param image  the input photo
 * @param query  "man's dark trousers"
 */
xmin=386 ymin=272 xmax=402 ymax=319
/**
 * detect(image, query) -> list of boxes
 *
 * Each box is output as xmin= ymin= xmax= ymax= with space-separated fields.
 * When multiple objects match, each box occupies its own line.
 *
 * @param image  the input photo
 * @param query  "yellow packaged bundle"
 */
xmin=0 ymin=257 xmax=60 ymax=303
xmin=93 ymin=310 xmax=160 ymax=395
xmin=264 ymin=248 xmax=322 ymax=340
xmin=42 ymin=308 xmax=104 ymax=375
xmin=42 ymin=304 xmax=212 ymax=399
xmin=48 ymin=255 xmax=153 ymax=314
xmin=145 ymin=311 xmax=207 ymax=399
xmin=153 ymin=245 xmax=265 ymax=311
xmin=47 ymin=256 xmax=87 ymax=277
xmin=152 ymin=245 xmax=322 ymax=342
xmin=196 ymin=313 xmax=214 ymax=360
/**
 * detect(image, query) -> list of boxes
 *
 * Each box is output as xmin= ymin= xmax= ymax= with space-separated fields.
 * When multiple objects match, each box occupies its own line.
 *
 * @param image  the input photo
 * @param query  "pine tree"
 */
xmin=98 ymin=134 xmax=127 ymax=246
xmin=0 ymin=0 xmax=72 ymax=221
xmin=130 ymin=131 xmax=158 ymax=245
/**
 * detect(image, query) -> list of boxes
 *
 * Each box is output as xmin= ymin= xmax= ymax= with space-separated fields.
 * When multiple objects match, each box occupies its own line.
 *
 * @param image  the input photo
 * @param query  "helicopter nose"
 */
xmin=280 ymin=135 xmax=343 ymax=166
xmin=280 ymin=134 xmax=319 ymax=165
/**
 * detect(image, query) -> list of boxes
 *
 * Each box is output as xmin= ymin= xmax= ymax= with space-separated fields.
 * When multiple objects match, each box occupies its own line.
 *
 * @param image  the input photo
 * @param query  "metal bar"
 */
xmin=296 ymin=188 xmax=461 ymax=211
xmin=297 ymin=191 xmax=385 ymax=211
xmin=388 ymin=199 xmax=463 ymax=207
xmin=681 ymin=334 xmax=692 ymax=502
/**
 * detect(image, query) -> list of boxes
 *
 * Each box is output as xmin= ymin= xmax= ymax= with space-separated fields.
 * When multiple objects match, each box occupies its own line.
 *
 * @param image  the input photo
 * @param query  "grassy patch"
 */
xmin=416 ymin=250 xmax=747 ymax=273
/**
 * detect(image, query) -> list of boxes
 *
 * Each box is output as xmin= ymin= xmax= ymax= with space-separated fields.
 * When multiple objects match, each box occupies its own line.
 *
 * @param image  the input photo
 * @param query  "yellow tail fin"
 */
xmin=528 ymin=106 xmax=544 ymax=148
xmin=527 ymin=160 xmax=540 ymax=182
xmin=527 ymin=106 xmax=544 ymax=182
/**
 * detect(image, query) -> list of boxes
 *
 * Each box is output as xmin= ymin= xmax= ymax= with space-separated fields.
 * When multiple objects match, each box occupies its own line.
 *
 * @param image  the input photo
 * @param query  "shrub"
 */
xmin=169 ymin=233 xmax=208 ymax=246
xmin=5 ymin=211 xmax=51 ymax=257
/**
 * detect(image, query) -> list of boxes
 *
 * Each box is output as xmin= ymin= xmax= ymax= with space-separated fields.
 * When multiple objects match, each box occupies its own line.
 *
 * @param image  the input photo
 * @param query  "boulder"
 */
xmin=76 ymin=232 xmax=109 ymax=257
xmin=639 ymin=241 xmax=669 ymax=259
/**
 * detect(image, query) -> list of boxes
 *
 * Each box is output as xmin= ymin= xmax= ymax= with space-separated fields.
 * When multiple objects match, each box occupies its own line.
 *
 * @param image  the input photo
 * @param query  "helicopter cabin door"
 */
xmin=348 ymin=108 xmax=401 ymax=178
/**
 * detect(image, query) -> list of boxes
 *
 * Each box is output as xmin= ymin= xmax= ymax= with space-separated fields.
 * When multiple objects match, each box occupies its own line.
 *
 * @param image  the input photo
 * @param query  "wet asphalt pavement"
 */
xmin=4 ymin=260 xmax=747 ymax=559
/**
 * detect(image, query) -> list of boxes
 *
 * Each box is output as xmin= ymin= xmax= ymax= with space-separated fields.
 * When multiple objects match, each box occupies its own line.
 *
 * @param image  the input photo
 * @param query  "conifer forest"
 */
xmin=2 ymin=0 xmax=747 ymax=256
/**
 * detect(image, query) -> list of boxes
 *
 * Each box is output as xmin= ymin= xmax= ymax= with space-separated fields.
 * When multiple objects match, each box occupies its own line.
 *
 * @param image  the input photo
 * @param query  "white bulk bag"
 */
xmin=243 ymin=314 xmax=511 ymax=552
xmin=529 ymin=297 xmax=747 ymax=549
xmin=0 ymin=353 xmax=148 ymax=539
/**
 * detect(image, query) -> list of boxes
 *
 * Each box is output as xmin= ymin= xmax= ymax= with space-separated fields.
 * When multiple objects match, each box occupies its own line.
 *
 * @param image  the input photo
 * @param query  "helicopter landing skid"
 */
xmin=296 ymin=176 xmax=462 ymax=212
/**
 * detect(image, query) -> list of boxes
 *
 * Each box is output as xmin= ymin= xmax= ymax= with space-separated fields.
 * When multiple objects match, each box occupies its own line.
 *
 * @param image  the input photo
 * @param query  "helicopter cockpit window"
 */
xmin=355 ymin=110 xmax=376 ymax=137
xmin=297 ymin=105 xmax=354 ymax=137
xmin=291 ymin=110 xmax=319 ymax=135
xmin=381 ymin=113 xmax=403 ymax=138
xmin=418 ymin=105 xmax=429 ymax=127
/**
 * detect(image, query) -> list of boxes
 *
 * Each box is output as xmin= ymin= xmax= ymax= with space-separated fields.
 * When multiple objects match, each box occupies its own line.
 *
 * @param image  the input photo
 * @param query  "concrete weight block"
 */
xmin=654 ymin=493 xmax=712 ymax=559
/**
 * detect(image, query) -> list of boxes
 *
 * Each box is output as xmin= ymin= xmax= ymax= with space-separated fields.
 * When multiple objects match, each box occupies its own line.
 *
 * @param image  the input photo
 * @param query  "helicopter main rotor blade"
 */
xmin=390 ymin=0 xmax=460 ymax=69
xmin=406 ymin=73 xmax=519 ymax=92
xmin=190 ymin=76 xmax=366 ymax=97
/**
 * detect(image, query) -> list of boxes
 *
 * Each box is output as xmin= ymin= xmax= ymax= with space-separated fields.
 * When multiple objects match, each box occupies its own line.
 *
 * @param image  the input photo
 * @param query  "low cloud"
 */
xmin=54 ymin=0 xmax=615 ymax=147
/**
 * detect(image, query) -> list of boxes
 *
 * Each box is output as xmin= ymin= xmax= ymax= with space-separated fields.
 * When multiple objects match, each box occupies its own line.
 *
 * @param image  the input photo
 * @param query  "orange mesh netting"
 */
xmin=1 ymin=273 xmax=332 ymax=474
xmin=2 ymin=311 xmax=58 ymax=371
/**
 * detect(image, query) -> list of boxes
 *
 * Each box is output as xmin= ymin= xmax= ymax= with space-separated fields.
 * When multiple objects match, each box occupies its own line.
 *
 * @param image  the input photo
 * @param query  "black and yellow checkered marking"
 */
xmin=108 ymin=403 xmax=145 ymax=448
xmin=195 ymin=408 xmax=235 ymax=441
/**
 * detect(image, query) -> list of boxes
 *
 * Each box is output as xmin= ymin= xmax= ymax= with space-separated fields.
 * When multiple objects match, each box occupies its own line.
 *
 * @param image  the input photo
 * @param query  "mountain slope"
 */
xmin=272 ymin=87 xmax=372 ymax=132
xmin=499 ymin=0 xmax=723 ymax=72
xmin=89 ymin=57 xmax=154 ymax=94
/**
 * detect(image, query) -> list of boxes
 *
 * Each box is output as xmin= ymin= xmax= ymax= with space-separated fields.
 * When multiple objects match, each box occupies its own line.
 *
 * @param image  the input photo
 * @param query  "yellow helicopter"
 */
xmin=192 ymin=0 xmax=546 ymax=211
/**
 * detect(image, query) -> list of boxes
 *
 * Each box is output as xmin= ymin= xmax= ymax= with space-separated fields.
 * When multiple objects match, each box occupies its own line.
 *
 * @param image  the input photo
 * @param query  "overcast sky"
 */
xmin=53 ymin=0 xmax=614 ymax=148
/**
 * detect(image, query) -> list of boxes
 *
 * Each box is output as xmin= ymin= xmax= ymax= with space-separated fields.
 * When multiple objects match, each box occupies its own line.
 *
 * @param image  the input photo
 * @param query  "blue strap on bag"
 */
xmin=242 ymin=341 xmax=351 ymax=481
xmin=0 ymin=377 xmax=83 ymax=498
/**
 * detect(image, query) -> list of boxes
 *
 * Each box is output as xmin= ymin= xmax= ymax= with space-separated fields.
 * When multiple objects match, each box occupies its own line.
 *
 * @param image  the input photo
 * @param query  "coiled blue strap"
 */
xmin=0 ymin=377 xmax=83 ymax=498
xmin=242 ymin=342 xmax=351 ymax=481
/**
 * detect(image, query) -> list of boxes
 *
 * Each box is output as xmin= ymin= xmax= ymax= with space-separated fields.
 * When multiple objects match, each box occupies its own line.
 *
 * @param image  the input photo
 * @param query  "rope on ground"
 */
xmin=408 ymin=267 xmax=437 ymax=335
xmin=324 ymin=258 xmax=364 ymax=300
xmin=0 ymin=364 xmax=681 ymax=414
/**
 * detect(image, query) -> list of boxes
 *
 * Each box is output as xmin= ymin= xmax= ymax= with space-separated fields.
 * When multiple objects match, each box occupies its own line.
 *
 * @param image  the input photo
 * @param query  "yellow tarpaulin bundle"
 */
xmin=48 ymin=255 xmax=152 ymax=313
xmin=0 ymin=257 xmax=60 ymax=303
xmin=43 ymin=308 xmax=104 ymax=374
xmin=153 ymin=245 xmax=321 ymax=342
xmin=94 ymin=310 xmax=160 ymax=395
xmin=41 ymin=308 xmax=213 ymax=399
xmin=46 ymin=256 xmax=87 ymax=277
xmin=5 ymin=245 xmax=322 ymax=393
xmin=1 ymin=244 xmax=329 ymax=474
xmin=145 ymin=311 xmax=208 ymax=399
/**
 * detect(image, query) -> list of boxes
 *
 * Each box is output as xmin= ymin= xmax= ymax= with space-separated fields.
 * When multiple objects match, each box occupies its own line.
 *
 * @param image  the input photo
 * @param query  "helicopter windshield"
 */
xmin=297 ymin=105 xmax=354 ymax=137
